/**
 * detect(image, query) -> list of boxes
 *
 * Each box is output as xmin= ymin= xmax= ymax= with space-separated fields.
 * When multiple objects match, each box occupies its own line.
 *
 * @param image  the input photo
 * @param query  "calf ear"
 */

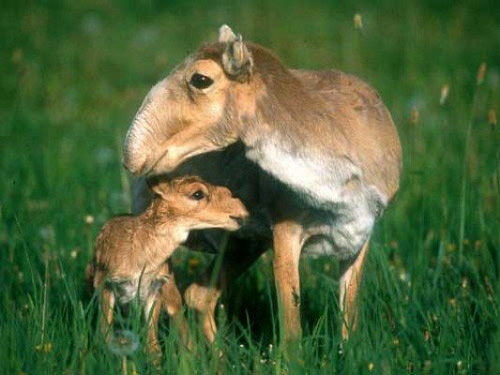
xmin=220 ymin=30 xmax=253 ymax=79
xmin=147 ymin=178 xmax=169 ymax=200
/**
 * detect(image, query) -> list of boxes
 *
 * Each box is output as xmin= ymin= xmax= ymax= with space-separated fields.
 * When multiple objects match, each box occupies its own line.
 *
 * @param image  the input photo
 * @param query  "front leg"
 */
xmin=272 ymin=220 xmax=304 ymax=343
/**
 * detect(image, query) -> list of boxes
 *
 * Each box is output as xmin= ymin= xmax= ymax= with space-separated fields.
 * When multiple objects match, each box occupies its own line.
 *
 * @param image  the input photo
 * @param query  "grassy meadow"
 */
xmin=1 ymin=0 xmax=499 ymax=374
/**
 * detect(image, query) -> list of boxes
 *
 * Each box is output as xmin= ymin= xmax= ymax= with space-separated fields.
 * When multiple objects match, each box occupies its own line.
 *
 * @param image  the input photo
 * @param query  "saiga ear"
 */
xmin=218 ymin=25 xmax=253 ymax=79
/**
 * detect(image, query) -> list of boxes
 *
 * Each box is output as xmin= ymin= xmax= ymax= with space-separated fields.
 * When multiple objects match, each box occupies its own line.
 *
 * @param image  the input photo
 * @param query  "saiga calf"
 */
xmin=86 ymin=176 xmax=248 ymax=353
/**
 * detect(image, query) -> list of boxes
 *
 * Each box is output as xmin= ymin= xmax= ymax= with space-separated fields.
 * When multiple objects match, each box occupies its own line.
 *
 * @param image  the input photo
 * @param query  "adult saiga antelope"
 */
xmin=123 ymin=25 xmax=402 ymax=343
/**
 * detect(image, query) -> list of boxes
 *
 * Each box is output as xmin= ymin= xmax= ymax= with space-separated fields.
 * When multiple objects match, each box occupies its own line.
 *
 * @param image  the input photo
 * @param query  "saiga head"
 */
xmin=123 ymin=25 xmax=257 ymax=176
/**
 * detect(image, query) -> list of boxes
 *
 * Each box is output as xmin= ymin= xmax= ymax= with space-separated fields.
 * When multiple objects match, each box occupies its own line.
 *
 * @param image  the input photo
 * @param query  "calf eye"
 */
xmin=190 ymin=190 xmax=205 ymax=200
xmin=190 ymin=73 xmax=214 ymax=89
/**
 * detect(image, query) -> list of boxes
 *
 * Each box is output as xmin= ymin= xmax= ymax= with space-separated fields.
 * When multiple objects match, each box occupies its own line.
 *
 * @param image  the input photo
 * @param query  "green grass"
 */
xmin=1 ymin=0 xmax=498 ymax=374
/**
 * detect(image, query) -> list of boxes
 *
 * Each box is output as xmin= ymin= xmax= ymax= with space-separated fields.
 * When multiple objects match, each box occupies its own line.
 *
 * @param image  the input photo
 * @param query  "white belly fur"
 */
xmin=246 ymin=136 xmax=386 ymax=260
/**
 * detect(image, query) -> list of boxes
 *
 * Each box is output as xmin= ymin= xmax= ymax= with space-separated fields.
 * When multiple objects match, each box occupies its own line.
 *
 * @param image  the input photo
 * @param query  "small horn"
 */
xmin=219 ymin=24 xmax=237 ymax=43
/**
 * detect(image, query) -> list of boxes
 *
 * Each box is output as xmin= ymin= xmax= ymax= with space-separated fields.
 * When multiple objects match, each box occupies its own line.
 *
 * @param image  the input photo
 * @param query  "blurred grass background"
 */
xmin=1 ymin=0 xmax=498 ymax=374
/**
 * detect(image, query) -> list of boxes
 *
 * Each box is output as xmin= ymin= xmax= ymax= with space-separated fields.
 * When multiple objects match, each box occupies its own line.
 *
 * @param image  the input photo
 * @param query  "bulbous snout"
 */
xmin=123 ymin=111 xmax=155 ymax=176
xmin=122 ymin=80 xmax=169 ymax=176
xmin=122 ymin=139 xmax=150 ymax=176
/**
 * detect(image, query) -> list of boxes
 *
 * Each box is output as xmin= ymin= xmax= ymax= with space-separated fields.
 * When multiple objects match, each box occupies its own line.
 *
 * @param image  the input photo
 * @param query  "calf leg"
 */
xmin=99 ymin=288 xmax=115 ymax=342
xmin=184 ymin=281 xmax=220 ymax=344
xmin=339 ymin=239 xmax=370 ymax=340
xmin=94 ymin=270 xmax=115 ymax=342
xmin=159 ymin=261 xmax=190 ymax=347
xmin=272 ymin=220 xmax=304 ymax=343
xmin=184 ymin=238 xmax=267 ymax=343
xmin=145 ymin=296 xmax=162 ymax=355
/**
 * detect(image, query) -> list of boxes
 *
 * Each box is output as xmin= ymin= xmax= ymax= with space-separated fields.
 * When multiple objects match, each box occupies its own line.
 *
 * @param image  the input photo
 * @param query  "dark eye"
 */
xmin=190 ymin=190 xmax=205 ymax=200
xmin=190 ymin=73 xmax=214 ymax=89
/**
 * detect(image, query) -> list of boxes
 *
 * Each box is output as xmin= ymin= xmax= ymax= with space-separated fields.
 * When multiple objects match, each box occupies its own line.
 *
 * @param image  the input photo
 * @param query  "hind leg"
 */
xmin=94 ymin=270 xmax=115 ymax=342
xmin=339 ymin=239 xmax=370 ymax=340
xmin=99 ymin=288 xmax=115 ymax=342
xmin=145 ymin=296 xmax=162 ymax=355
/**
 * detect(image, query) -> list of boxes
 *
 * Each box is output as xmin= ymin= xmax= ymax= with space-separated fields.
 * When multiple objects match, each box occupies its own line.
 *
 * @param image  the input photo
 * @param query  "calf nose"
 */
xmin=229 ymin=216 xmax=247 ymax=226
xmin=233 ymin=200 xmax=249 ymax=220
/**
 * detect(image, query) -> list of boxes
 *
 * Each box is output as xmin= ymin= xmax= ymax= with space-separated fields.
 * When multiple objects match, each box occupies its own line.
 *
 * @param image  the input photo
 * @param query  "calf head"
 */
xmin=123 ymin=25 xmax=258 ymax=176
